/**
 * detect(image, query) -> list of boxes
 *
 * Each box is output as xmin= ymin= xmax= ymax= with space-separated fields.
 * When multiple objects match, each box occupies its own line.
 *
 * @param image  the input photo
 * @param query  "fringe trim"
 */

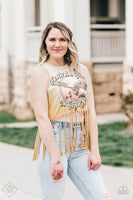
xmin=64 ymin=121 xmax=70 ymax=153
xmin=70 ymin=105 xmax=75 ymax=151
xmin=49 ymin=107 xmax=86 ymax=122
xmin=42 ymin=143 xmax=46 ymax=160
xmin=32 ymin=129 xmax=41 ymax=161
xmin=32 ymin=108 xmax=91 ymax=161
xmin=85 ymin=109 xmax=90 ymax=150
xmin=80 ymin=112 xmax=84 ymax=148
xmin=58 ymin=121 xmax=63 ymax=156
xmin=74 ymin=111 xmax=78 ymax=151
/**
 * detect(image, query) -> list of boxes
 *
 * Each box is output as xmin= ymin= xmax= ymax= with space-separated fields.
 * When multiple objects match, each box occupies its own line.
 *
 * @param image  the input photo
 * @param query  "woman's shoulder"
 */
xmin=32 ymin=63 xmax=49 ymax=76
xmin=78 ymin=63 xmax=90 ymax=77
xmin=31 ymin=64 xmax=50 ymax=85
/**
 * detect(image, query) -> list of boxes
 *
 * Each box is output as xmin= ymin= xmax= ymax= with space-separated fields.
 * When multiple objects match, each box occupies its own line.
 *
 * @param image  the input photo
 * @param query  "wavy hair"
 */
xmin=39 ymin=22 xmax=79 ymax=71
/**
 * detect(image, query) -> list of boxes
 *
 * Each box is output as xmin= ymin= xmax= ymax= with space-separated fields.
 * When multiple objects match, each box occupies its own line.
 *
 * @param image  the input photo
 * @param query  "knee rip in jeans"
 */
xmin=102 ymin=192 xmax=111 ymax=200
xmin=101 ymin=185 xmax=111 ymax=200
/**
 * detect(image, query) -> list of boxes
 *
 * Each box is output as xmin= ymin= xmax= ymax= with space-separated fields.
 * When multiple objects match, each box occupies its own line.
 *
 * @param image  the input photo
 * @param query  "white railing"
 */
xmin=91 ymin=27 xmax=125 ymax=63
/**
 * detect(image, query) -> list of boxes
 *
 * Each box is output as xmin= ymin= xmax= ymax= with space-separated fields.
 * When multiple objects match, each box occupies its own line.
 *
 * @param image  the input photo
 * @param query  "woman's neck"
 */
xmin=47 ymin=58 xmax=65 ymax=66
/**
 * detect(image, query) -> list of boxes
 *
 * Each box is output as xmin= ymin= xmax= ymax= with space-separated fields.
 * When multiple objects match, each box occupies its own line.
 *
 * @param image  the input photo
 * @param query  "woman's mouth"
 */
xmin=53 ymin=49 xmax=62 ymax=53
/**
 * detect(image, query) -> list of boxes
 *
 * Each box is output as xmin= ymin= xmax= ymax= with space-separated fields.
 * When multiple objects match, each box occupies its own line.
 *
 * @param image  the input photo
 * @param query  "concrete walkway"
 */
xmin=0 ymin=142 xmax=133 ymax=200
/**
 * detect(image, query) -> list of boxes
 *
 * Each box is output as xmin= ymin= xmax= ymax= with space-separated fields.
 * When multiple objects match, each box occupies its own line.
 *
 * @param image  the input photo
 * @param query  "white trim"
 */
xmin=26 ymin=32 xmax=42 ymax=37
xmin=90 ymin=24 xmax=126 ymax=29
xmin=27 ymin=26 xmax=44 ymax=32
xmin=92 ymin=57 xmax=125 ymax=63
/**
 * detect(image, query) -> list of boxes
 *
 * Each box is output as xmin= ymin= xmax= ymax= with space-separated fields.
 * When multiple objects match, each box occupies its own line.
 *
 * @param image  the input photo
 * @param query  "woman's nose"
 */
xmin=55 ymin=40 xmax=60 ymax=47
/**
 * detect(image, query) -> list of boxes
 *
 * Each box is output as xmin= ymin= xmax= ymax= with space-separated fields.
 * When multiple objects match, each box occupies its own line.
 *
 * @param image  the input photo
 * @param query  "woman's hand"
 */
xmin=51 ymin=161 xmax=64 ymax=180
xmin=88 ymin=151 xmax=102 ymax=170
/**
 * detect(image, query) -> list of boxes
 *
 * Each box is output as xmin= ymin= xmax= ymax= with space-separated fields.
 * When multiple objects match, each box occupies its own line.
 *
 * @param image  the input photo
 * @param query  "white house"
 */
xmin=0 ymin=0 xmax=132 ymax=119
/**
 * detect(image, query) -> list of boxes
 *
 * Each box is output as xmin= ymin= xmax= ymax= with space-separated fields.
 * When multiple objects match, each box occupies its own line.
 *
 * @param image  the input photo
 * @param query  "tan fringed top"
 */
xmin=32 ymin=63 xmax=90 ymax=161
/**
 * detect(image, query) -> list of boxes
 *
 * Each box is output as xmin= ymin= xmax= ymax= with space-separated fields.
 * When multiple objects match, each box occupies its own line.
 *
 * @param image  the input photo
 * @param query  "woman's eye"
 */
xmin=50 ymin=38 xmax=55 ymax=41
xmin=49 ymin=38 xmax=66 ymax=42
xmin=60 ymin=38 xmax=66 ymax=41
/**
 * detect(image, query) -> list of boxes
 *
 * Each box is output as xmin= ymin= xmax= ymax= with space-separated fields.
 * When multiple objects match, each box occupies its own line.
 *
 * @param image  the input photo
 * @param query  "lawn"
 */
xmin=0 ymin=111 xmax=35 ymax=123
xmin=0 ymin=121 xmax=133 ymax=168
xmin=98 ymin=122 xmax=133 ymax=167
xmin=0 ymin=127 xmax=37 ymax=149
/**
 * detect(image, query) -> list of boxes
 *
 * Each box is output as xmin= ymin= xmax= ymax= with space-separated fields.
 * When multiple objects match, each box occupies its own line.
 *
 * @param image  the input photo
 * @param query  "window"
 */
xmin=90 ymin=0 xmax=125 ymax=24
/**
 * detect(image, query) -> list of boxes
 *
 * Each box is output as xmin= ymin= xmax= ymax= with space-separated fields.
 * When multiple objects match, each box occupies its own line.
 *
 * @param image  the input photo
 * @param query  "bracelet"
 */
xmin=52 ymin=160 xmax=61 ymax=165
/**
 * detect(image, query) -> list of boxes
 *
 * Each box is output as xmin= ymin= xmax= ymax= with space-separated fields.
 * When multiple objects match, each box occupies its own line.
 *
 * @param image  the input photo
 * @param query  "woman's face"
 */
xmin=45 ymin=28 xmax=69 ymax=62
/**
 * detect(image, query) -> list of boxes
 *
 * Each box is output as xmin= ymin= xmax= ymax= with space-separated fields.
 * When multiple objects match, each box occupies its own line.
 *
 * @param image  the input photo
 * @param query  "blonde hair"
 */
xmin=39 ymin=22 xmax=79 ymax=71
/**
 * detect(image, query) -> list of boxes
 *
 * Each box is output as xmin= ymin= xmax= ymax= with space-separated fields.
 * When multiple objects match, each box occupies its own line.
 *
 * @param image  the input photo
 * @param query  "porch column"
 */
xmin=1 ymin=0 xmax=8 ymax=50
xmin=40 ymin=0 xmax=54 ymax=27
xmin=53 ymin=0 xmax=66 ymax=23
xmin=0 ymin=0 xmax=9 ymax=105
xmin=12 ymin=0 xmax=33 ymax=119
xmin=74 ymin=0 xmax=91 ymax=70
xmin=64 ymin=0 xmax=75 ymax=37
xmin=123 ymin=0 xmax=133 ymax=94
xmin=26 ymin=0 xmax=35 ymax=26
xmin=14 ymin=0 xmax=27 ymax=61
xmin=1 ymin=0 xmax=16 ymax=55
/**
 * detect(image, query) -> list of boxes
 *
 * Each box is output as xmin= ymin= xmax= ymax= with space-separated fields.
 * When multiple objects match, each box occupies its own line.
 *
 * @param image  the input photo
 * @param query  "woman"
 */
xmin=30 ymin=22 xmax=110 ymax=200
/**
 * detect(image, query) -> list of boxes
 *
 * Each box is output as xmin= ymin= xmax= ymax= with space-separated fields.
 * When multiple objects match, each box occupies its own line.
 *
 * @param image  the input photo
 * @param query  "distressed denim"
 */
xmin=34 ymin=120 xmax=110 ymax=200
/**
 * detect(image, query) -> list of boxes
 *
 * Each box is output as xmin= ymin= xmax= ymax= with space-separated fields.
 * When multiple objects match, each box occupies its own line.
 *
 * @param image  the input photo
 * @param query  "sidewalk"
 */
xmin=0 ymin=142 xmax=133 ymax=200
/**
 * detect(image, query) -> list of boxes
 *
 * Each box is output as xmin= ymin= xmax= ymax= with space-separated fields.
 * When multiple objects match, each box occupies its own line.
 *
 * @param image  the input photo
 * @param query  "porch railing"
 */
xmin=91 ymin=24 xmax=125 ymax=63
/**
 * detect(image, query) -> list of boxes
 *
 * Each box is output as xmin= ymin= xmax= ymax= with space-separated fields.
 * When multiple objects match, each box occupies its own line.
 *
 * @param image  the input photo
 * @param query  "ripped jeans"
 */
xmin=34 ymin=120 xmax=111 ymax=200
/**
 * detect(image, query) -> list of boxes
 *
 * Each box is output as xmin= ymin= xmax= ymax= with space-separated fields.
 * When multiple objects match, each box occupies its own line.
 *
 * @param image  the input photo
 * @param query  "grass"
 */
xmin=0 ymin=111 xmax=35 ymax=123
xmin=0 ymin=127 xmax=37 ymax=149
xmin=0 ymin=121 xmax=133 ymax=168
xmin=98 ymin=122 xmax=133 ymax=168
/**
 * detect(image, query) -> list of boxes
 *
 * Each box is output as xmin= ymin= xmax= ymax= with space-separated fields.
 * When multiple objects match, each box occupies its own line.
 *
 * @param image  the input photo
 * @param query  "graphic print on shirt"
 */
xmin=49 ymin=70 xmax=87 ymax=110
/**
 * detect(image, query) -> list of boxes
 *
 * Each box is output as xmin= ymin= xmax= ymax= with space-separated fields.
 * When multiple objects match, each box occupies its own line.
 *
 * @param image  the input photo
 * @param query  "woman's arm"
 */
xmin=30 ymin=66 xmax=64 ymax=179
xmin=79 ymin=64 xmax=101 ymax=170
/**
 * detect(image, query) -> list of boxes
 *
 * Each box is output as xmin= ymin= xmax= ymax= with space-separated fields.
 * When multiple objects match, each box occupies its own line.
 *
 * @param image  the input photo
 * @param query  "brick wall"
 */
xmin=123 ymin=62 xmax=133 ymax=95
xmin=10 ymin=61 xmax=34 ymax=119
xmin=93 ymin=65 xmax=123 ymax=114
